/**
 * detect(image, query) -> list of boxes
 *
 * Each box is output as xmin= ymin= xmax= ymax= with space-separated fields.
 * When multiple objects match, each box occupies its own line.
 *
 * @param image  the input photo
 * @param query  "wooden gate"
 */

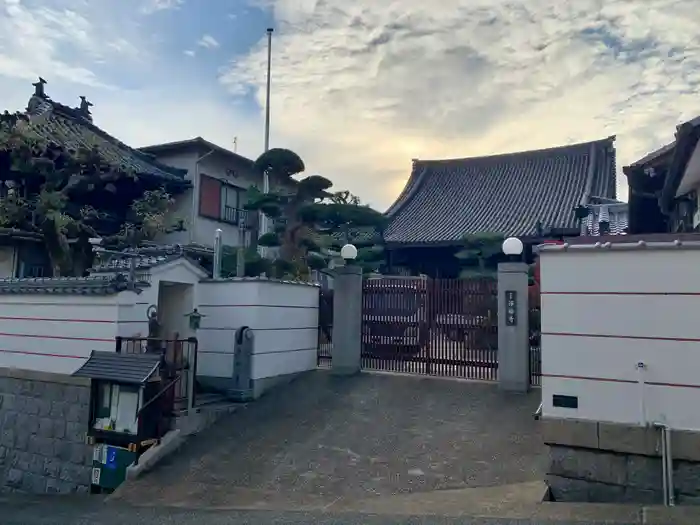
xmin=360 ymin=277 xmax=499 ymax=380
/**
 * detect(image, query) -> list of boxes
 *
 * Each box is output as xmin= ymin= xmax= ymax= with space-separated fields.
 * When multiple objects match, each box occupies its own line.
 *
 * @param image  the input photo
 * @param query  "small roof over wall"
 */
xmin=581 ymin=199 xmax=628 ymax=236
xmin=0 ymin=275 xmax=147 ymax=295
xmin=384 ymin=137 xmax=617 ymax=246
xmin=73 ymin=351 xmax=161 ymax=384
xmin=90 ymin=245 xmax=209 ymax=280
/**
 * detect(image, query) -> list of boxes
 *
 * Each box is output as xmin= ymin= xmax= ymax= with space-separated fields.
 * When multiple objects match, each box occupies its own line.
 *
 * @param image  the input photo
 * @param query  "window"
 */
xmin=199 ymin=174 xmax=244 ymax=225
xmin=93 ymin=383 xmax=141 ymax=435
xmin=221 ymin=185 xmax=239 ymax=223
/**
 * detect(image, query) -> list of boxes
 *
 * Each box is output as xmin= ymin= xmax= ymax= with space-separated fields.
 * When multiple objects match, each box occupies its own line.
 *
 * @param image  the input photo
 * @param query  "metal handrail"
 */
xmin=136 ymin=375 xmax=181 ymax=417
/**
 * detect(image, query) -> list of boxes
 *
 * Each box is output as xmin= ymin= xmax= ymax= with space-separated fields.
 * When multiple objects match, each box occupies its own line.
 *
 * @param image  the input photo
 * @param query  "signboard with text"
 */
xmin=505 ymin=290 xmax=517 ymax=326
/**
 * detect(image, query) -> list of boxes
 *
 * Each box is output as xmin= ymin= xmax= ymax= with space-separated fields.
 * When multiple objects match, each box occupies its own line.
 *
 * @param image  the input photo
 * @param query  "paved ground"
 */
xmin=0 ymin=495 xmax=649 ymax=525
xmin=114 ymin=370 xmax=545 ymax=510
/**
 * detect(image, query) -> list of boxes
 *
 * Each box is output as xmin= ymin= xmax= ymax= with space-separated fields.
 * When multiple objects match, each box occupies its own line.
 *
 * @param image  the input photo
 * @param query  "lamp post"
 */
xmin=340 ymin=243 xmax=358 ymax=265
xmin=502 ymin=236 xmax=524 ymax=261
xmin=497 ymin=236 xmax=530 ymax=392
xmin=332 ymin=243 xmax=362 ymax=376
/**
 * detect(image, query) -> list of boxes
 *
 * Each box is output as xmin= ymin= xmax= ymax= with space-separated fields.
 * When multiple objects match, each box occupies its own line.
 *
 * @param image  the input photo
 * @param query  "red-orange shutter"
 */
xmin=199 ymin=174 xmax=221 ymax=219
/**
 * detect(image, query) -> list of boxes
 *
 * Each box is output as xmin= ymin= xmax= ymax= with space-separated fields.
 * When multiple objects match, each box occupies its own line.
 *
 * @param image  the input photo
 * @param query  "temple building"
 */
xmin=0 ymin=78 xmax=189 ymax=278
xmin=382 ymin=137 xmax=627 ymax=277
xmin=625 ymin=115 xmax=700 ymax=234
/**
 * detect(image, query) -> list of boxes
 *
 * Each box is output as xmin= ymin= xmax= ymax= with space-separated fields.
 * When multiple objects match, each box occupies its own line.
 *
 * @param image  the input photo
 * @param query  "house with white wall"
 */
xmin=140 ymin=137 xmax=296 ymax=253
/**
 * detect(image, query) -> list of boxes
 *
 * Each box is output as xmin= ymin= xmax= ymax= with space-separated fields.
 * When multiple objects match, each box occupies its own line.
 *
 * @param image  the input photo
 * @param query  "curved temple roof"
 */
xmin=384 ymin=137 xmax=618 ymax=245
xmin=19 ymin=81 xmax=188 ymax=184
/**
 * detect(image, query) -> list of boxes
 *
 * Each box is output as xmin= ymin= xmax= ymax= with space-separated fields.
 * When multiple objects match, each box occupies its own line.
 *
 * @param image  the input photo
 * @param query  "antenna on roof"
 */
xmin=233 ymin=137 xmax=238 ymax=152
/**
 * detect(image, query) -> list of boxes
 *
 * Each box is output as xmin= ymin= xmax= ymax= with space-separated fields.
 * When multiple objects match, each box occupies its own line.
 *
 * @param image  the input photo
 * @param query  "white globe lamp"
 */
xmin=502 ymin=237 xmax=524 ymax=256
xmin=340 ymin=243 xmax=358 ymax=262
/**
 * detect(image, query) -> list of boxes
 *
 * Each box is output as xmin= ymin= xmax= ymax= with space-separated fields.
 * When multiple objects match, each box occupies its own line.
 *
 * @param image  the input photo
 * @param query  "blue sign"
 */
xmin=105 ymin=446 xmax=118 ymax=470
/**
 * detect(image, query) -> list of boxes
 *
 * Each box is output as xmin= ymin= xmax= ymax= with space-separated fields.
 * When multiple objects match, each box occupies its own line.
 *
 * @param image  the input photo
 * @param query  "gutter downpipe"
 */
xmin=640 ymin=362 xmax=675 ymax=506
xmin=666 ymin=425 xmax=675 ymax=506
xmin=191 ymin=150 xmax=216 ymax=245
xmin=653 ymin=422 xmax=674 ymax=506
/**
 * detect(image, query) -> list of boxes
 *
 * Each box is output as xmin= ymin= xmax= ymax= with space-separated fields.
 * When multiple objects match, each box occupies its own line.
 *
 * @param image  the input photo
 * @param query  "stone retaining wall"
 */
xmin=0 ymin=368 xmax=92 ymax=493
xmin=543 ymin=418 xmax=700 ymax=504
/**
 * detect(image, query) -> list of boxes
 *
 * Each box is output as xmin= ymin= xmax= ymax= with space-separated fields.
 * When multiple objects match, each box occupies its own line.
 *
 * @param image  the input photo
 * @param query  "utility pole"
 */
xmin=259 ymin=27 xmax=274 ymax=257
xmin=264 ymin=27 xmax=273 ymax=155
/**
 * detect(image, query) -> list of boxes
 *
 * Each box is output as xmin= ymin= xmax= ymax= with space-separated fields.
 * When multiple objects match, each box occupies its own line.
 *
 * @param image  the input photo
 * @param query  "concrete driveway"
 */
xmin=114 ymin=370 xmax=545 ymax=511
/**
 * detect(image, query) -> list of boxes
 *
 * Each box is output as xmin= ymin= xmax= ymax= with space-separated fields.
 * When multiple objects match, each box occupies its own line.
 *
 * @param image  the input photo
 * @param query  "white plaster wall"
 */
xmin=151 ymin=150 xmax=258 ymax=248
xmin=150 ymin=151 xmax=197 ymax=246
xmin=117 ymin=301 xmax=150 ymax=338
xmin=540 ymin=246 xmax=700 ymax=431
xmin=0 ymin=294 xmax=128 ymax=374
xmin=197 ymin=279 xmax=319 ymax=380
xmin=196 ymin=280 xmax=256 ymax=379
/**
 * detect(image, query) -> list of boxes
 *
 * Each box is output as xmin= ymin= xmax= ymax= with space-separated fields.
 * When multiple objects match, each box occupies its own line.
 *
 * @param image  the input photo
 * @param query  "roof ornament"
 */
xmin=534 ymin=220 xmax=544 ymax=237
xmin=78 ymin=96 xmax=93 ymax=114
xmin=32 ymin=77 xmax=47 ymax=99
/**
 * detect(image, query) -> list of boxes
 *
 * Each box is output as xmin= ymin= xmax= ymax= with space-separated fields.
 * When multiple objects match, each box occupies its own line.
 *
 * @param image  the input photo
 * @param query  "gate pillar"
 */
xmin=331 ymin=265 xmax=363 ymax=376
xmin=497 ymin=262 xmax=530 ymax=392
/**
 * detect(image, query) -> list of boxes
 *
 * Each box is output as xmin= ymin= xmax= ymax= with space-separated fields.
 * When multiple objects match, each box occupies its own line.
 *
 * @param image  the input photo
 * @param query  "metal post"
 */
xmin=264 ymin=28 xmax=273 ymax=154
xmin=128 ymin=256 xmax=136 ymax=289
xmin=213 ymin=228 xmax=223 ymax=279
xmin=186 ymin=337 xmax=197 ymax=412
xmin=236 ymin=247 xmax=245 ymax=277
xmin=259 ymin=28 xmax=273 ymax=255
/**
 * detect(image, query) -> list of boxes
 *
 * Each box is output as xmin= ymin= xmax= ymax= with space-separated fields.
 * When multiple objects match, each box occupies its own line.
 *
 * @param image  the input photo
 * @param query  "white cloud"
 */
xmin=184 ymin=49 xmax=195 ymax=57
xmin=2 ymin=0 xmax=699 ymax=212
xmin=0 ymin=0 xmax=151 ymax=87
xmin=140 ymin=0 xmax=184 ymax=15
xmin=197 ymin=34 xmax=220 ymax=49
xmin=222 ymin=0 xmax=700 ymax=208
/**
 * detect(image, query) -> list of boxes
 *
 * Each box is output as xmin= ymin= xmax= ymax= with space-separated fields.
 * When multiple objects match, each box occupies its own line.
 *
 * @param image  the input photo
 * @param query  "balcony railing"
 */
xmin=221 ymin=207 xmax=258 ymax=230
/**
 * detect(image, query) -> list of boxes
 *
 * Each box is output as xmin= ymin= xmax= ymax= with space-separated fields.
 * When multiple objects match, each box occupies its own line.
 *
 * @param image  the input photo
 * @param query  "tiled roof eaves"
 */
xmin=139 ymin=137 xmax=255 ymax=168
xmin=385 ymin=161 xmax=429 ymax=217
xmin=23 ymin=97 xmax=188 ymax=183
xmin=73 ymin=351 xmax=161 ymax=384
xmin=48 ymin=103 xmax=188 ymax=180
xmin=383 ymin=136 xmax=617 ymax=244
xmin=627 ymin=141 xmax=676 ymax=169
xmin=0 ymin=275 xmax=149 ymax=295
xmin=660 ymin=119 xmax=700 ymax=213
xmin=91 ymin=252 xmax=210 ymax=278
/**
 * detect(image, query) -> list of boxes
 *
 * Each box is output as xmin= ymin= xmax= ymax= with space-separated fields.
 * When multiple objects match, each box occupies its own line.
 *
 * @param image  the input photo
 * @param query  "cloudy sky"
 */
xmin=1 ymin=0 xmax=698 ymax=210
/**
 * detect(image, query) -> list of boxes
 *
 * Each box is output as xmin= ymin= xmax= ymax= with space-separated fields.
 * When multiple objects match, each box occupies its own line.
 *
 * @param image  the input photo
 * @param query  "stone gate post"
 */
xmin=331 ymin=265 xmax=363 ymax=376
xmin=497 ymin=262 xmax=530 ymax=392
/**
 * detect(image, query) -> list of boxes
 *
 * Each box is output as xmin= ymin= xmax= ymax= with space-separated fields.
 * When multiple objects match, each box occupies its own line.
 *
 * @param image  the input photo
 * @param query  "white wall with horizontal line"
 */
xmin=0 ymin=294 xmax=127 ymax=374
xmin=540 ymin=244 xmax=700 ymax=431
xmin=197 ymin=279 xmax=319 ymax=381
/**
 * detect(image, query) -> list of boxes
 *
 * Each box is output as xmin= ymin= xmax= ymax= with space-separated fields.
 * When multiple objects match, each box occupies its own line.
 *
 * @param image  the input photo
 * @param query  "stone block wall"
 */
xmin=543 ymin=418 xmax=700 ymax=504
xmin=0 ymin=368 xmax=92 ymax=494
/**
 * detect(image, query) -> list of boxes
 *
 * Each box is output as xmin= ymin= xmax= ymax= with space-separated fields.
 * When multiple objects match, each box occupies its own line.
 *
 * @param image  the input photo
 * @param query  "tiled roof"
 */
xmin=384 ymin=137 xmax=617 ymax=245
xmin=17 ymin=81 xmax=188 ymax=183
xmin=581 ymin=202 xmax=628 ymax=236
xmin=0 ymin=274 xmax=148 ymax=295
xmin=90 ymin=245 xmax=209 ymax=278
xmin=91 ymin=251 xmax=184 ymax=274
xmin=73 ymin=351 xmax=161 ymax=384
